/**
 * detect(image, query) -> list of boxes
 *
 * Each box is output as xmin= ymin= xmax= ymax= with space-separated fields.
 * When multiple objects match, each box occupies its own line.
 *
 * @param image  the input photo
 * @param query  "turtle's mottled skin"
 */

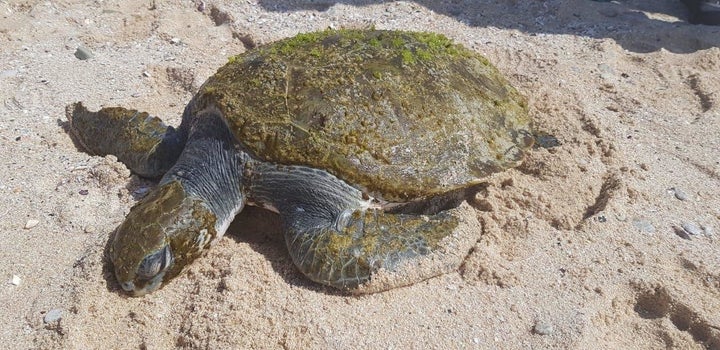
xmin=67 ymin=29 xmax=532 ymax=296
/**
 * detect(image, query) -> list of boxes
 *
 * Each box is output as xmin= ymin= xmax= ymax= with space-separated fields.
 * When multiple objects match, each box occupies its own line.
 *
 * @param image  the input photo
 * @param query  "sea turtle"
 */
xmin=67 ymin=29 xmax=533 ymax=296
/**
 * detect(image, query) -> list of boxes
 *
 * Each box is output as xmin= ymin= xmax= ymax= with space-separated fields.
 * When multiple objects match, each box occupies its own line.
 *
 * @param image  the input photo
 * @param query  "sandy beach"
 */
xmin=1 ymin=0 xmax=719 ymax=348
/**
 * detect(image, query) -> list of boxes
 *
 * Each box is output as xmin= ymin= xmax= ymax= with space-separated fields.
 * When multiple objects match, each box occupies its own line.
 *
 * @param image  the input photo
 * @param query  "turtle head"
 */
xmin=109 ymin=180 xmax=218 ymax=296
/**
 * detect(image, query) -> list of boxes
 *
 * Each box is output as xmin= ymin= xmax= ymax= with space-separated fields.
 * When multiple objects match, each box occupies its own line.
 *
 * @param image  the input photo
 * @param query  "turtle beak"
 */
xmin=119 ymin=272 xmax=168 ymax=297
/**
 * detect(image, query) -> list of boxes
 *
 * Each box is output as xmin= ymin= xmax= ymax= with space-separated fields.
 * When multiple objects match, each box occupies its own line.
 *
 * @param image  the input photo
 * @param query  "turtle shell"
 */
xmin=190 ymin=29 xmax=533 ymax=201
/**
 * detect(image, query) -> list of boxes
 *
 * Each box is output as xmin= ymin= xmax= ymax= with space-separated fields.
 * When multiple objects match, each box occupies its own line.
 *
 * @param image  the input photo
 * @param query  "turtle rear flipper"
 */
xmin=66 ymin=102 xmax=187 ymax=177
xmin=248 ymin=163 xmax=476 ymax=293
xmin=290 ymin=209 xmax=466 ymax=293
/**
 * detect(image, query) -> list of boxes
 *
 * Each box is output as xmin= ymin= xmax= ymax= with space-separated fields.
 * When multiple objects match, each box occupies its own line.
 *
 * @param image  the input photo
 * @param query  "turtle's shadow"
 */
xmin=58 ymin=118 xmax=86 ymax=153
xmin=225 ymin=206 xmax=348 ymax=296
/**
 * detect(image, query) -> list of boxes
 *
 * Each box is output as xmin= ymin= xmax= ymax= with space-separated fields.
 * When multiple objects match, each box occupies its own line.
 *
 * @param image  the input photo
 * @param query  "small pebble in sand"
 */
xmin=681 ymin=222 xmax=702 ymax=236
xmin=43 ymin=309 xmax=63 ymax=323
xmin=74 ymin=46 xmax=93 ymax=60
xmin=10 ymin=275 xmax=21 ymax=286
xmin=670 ymin=187 xmax=689 ymax=201
xmin=632 ymin=218 xmax=655 ymax=234
xmin=0 ymin=69 xmax=18 ymax=78
xmin=673 ymin=226 xmax=691 ymax=240
xmin=702 ymin=225 xmax=714 ymax=236
xmin=598 ymin=63 xmax=614 ymax=80
xmin=533 ymin=320 xmax=554 ymax=335
xmin=24 ymin=219 xmax=39 ymax=229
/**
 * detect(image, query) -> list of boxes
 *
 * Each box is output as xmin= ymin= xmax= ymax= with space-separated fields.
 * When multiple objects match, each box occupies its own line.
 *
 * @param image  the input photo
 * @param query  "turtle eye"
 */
xmin=137 ymin=245 xmax=173 ymax=279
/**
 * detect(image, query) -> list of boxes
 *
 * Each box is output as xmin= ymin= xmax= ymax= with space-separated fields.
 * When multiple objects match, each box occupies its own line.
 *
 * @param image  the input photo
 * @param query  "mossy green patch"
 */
xmin=274 ymin=31 xmax=325 ymax=54
xmin=390 ymin=36 xmax=405 ymax=49
xmin=368 ymin=37 xmax=381 ymax=47
xmin=309 ymin=47 xmax=322 ymax=57
xmin=400 ymin=49 xmax=415 ymax=65
xmin=416 ymin=49 xmax=432 ymax=61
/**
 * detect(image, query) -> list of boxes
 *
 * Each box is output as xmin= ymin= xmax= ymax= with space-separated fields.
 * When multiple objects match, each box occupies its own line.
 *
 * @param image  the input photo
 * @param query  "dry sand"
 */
xmin=1 ymin=0 xmax=719 ymax=349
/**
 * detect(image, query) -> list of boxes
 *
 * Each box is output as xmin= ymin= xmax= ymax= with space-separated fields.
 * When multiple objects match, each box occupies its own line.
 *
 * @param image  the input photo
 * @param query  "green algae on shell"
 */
xmin=190 ymin=29 xmax=533 ymax=201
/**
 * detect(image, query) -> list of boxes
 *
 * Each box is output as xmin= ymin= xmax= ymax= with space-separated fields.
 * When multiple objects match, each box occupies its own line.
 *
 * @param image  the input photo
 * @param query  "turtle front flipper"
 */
xmin=247 ymin=163 xmax=477 ymax=293
xmin=66 ymin=102 xmax=188 ymax=177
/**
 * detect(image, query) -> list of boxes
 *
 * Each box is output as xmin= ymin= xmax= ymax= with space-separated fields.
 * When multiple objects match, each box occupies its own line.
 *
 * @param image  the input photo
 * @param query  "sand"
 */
xmin=1 ymin=0 xmax=719 ymax=349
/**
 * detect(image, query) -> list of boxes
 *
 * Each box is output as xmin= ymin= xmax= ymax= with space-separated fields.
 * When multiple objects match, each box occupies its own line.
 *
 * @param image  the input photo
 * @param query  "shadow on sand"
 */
xmin=257 ymin=0 xmax=720 ymax=53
